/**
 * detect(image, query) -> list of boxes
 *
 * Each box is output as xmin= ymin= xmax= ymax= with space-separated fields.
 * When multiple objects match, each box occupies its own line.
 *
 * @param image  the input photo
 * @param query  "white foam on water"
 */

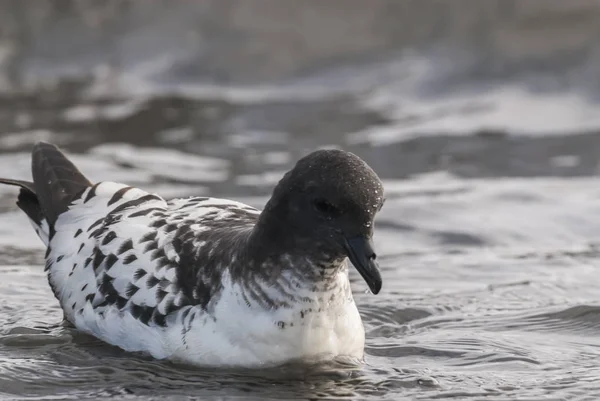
xmin=156 ymin=127 xmax=195 ymax=144
xmin=0 ymin=152 xmax=37 ymax=181
xmin=62 ymin=105 xmax=97 ymax=122
xmin=262 ymin=151 xmax=291 ymax=165
xmin=62 ymin=100 xmax=145 ymax=123
xmin=228 ymin=130 xmax=291 ymax=147
xmin=0 ymin=211 xmax=46 ymax=249
xmin=0 ymin=130 xmax=66 ymax=150
xmin=235 ymin=170 xmax=288 ymax=187
xmin=350 ymin=73 xmax=600 ymax=145
xmin=90 ymin=143 xmax=229 ymax=183
xmin=85 ymin=65 xmax=344 ymax=104
xmin=378 ymin=172 xmax=600 ymax=255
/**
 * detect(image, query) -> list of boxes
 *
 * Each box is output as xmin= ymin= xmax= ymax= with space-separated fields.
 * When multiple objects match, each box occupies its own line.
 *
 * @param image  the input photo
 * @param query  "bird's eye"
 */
xmin=313 ymin=198 xmax=340 ymax=216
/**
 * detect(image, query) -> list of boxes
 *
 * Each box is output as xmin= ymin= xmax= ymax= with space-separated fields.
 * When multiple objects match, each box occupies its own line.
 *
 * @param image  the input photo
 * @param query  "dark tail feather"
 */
xmin=0 ymin=178 xmax=36 ymax=194
xmin=0 ymin=178 xmax=43 ymax=225
xmin=31 ymin=142 xmax=92 ymax=226
xmin=0 ymin=142 xmax=92 ymax=228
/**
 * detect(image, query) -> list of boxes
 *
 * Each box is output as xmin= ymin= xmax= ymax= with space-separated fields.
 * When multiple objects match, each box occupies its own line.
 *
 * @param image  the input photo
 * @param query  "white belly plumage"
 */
xmin=70 ymin=270 xmax=365 ymax=367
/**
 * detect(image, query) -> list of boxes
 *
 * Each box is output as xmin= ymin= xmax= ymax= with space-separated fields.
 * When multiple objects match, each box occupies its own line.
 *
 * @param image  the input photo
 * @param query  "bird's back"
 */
xmin=48 ymin=181 xmax=260 ymax=323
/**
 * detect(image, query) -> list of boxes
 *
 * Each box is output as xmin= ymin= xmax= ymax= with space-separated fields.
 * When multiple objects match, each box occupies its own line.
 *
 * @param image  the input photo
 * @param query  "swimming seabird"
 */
xmin=0 ymin=142 xmax=385 ymax=368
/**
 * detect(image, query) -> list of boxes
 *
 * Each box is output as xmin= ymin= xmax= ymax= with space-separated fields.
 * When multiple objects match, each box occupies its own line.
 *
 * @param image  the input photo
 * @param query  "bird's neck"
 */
xmin=249 ymin=210 xmax=346 ymax=275
xmin=235 ymin=244 xmax=351 ymax=311
xmin=238 ymin=217 xmax=349 ymax=300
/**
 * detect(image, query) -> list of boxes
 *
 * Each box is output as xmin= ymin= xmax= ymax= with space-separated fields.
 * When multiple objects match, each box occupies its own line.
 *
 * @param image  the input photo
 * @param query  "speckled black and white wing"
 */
xmin=46 ymin=181 xmax=261 ymax=357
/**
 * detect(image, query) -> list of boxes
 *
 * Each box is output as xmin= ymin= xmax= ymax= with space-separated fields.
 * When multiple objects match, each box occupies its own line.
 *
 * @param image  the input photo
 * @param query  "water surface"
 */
xmin=2 ymin=2 xmax=600 ymax=400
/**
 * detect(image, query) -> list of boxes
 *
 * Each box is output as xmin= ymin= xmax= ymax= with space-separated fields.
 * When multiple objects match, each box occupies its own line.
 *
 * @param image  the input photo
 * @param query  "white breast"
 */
xmin=169 ymin=270 xmax=366 ymax=367
xmin=71 ymin=269 xmax=365 ymax=368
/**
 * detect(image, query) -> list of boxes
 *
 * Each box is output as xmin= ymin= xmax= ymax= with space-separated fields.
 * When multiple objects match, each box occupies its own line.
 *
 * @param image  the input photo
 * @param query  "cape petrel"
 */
xmin=0 ymin=142 xmax=385 ymax=368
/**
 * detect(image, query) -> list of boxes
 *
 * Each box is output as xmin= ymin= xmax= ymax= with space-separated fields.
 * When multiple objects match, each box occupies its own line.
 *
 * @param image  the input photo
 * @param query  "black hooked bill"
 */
xmin=344 ymin=236 xmax=382 ymax=294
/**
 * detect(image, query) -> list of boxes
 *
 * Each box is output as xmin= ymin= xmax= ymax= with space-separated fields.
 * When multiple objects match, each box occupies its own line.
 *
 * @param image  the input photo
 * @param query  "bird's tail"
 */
xmin=0 ymin=142 xmax=92 ymax=245
xmin=0 ymin=178 xmax=49 ymax=244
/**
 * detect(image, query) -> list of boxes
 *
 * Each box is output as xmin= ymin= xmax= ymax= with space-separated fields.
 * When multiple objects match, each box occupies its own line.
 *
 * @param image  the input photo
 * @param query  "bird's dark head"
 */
xmin=258 ymin=149 xmax=385 ymax=294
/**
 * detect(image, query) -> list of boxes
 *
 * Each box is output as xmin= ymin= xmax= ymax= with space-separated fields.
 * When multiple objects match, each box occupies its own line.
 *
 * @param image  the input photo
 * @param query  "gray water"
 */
xmin=2 ymin=1 xmax=600 ymax=400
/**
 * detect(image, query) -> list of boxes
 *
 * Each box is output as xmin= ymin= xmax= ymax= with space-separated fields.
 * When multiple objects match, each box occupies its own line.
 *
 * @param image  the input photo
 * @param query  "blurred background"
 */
xmin=4 ymin=1 xmax=600 ymax=400
xmin=2 ymin=0 xmax=600 ymax=192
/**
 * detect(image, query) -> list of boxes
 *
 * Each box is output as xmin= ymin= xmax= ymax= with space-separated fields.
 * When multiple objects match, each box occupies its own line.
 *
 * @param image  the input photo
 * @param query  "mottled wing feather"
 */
xmin=46 ymin=181 xmax=260 ymax=329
